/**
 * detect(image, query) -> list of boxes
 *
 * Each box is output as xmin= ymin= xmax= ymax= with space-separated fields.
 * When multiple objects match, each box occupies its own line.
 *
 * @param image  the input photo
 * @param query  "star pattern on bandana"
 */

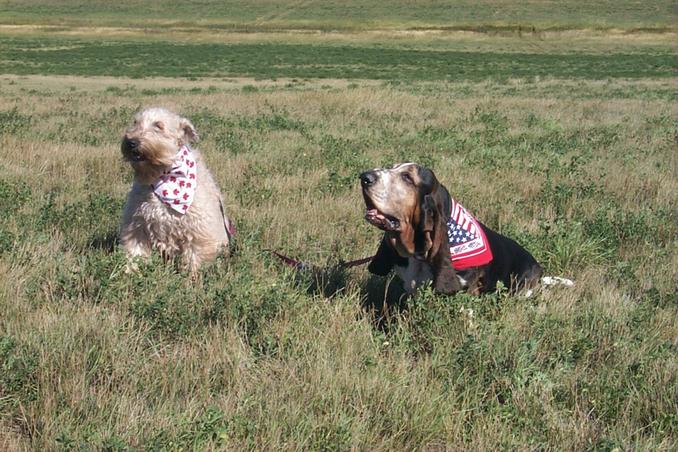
xmin=446 ymin=198 xmax=493 ymax=270
xmin=151 ymin=145 xmax=197 ymax=214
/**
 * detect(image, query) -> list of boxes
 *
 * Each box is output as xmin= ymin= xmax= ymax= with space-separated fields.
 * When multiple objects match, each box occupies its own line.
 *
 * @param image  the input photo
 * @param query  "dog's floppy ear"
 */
xmin=179 ymin=117 xmax=199 ymax=143
xmin=431 ymin=239 xmax=461 ymax=294
xmin=415 ymin=193 xmax=437 ymax=259
xmin=420 ymin=182 xmax=451 ymax=259
xmin=368 ymin=235 xmax=398 ymax=276
xmin=425 ymin=182 xmax=459 ymax=293
xmin=423 ymin=194 xmax=437 ymax=232
xmin=429 ymin=183 xmax=452 ymax=220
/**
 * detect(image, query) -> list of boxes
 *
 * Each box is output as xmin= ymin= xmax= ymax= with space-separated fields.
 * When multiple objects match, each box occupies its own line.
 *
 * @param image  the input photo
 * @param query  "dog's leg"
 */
xmin=120 ymin=225 xmax=152 ymax=273
xmin=181 ymin=240 xmax=221 ymax=277
xmin=181 ymin=248 xmax=202 ymax=277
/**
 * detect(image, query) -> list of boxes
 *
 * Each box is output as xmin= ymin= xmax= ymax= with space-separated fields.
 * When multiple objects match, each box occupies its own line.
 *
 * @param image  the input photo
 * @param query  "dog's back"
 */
xmin=478 ymin=222 xmax=543 ymax=292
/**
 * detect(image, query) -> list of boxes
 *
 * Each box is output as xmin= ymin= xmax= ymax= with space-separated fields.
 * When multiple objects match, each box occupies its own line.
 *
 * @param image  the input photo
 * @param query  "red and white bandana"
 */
xmin=446 ymin=198 xmax=494 ymax=270
xmin=151 ymin=145 xmax=197 ymax=214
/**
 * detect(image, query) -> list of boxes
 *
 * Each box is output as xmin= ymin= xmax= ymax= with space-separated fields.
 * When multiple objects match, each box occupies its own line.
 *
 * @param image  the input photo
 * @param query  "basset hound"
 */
xmin=360 ymin=162 xmax=544 ymax=295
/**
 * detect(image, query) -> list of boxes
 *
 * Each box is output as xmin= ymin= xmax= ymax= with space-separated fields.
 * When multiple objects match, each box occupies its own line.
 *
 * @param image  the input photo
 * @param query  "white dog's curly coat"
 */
xmin=119 ymin=107 xmax=232 ymax=273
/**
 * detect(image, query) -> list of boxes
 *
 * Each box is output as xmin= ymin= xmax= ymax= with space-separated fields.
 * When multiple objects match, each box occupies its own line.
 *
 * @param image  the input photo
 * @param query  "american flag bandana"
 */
xmin=447 ymin=198 xmax=493 ymax=270
xmin=151 ymin=145 xmax=197 ymax=214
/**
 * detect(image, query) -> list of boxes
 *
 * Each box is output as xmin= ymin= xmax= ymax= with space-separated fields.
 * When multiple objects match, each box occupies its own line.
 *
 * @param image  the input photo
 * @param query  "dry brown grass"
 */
xmin=1 ymin=24 xmax=675 ymax=54
xmin=0 ymin=74 xmax=676 ymax=449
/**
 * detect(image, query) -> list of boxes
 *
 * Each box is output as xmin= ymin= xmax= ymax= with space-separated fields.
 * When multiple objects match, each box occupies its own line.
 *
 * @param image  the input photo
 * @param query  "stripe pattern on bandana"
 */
xmin=151 ymin=145 xmax=197 ymax=214
xmin=446 ymin=198 xmax=493 ymax=270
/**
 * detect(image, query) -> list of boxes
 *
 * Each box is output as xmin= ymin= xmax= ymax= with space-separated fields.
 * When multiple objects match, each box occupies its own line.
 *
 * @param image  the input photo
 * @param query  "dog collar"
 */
xmin=447 ymin=198 xmax=493 ymax=270
xmin=151 ymin=145 xmax=197 ymax=214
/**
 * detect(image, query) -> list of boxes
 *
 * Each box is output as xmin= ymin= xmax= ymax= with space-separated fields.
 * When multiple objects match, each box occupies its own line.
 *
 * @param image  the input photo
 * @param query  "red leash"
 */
xmin=269 ymin=250 xmax=373 ymax=270
xmin=339 ymin=255 xmax=374 ymax=268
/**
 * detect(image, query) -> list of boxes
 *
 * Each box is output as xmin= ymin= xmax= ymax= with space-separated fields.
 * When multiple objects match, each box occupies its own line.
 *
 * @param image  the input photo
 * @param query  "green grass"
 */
xmin=1 ymin=36 xmax=676 ymax=81
xmin=0 ymin=0 xmax=676 ymax=30
xmin=1 ymin=75 xmax=676 ymax=449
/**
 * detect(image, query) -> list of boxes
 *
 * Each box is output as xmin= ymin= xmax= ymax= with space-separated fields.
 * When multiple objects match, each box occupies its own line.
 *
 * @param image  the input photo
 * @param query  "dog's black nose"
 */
xmin=122 ymin=137 xmax=139 ymax=151
xmin=360 ymin=171 xmax=377 ymax=187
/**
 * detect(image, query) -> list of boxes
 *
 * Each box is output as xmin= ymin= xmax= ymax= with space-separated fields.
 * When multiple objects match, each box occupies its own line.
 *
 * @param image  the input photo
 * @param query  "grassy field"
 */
xmin=1 ymin=2 xmax=677 ymax=450
xmin=1 ymin=34 xmax=676 ymax=81
xmin=0 ymin=0 xmax=676 ymax=30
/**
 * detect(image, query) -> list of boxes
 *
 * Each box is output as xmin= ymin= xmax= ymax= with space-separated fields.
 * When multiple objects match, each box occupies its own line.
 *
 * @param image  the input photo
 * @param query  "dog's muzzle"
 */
xmin=360 ymin=171 xmax=401 ymax=231
xmin=121 ymin=137 xmax=145 ymax=162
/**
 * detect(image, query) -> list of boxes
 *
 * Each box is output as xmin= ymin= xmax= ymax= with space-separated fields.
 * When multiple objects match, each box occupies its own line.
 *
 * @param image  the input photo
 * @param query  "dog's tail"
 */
xmin=540 ymin=276 xmax=575 ymax=287
xmin=524 ymin=276 xmax=574 ymax=298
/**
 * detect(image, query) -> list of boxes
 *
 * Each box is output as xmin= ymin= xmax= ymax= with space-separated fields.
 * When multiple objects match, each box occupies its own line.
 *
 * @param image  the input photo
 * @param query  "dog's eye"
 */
xmin=401 ymin=173 xmax=414 ymax=185
xmin=153 ymin=121 xmax=165 ymax=130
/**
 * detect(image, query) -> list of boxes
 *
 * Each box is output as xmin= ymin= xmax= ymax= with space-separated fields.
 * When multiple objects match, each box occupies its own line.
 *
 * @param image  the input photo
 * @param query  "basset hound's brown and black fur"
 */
xmin=360 ymin=163 xmax=543 ymax=295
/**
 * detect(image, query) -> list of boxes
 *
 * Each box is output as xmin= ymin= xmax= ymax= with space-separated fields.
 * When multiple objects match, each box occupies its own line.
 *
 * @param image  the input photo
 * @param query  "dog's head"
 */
xmin=121 ymin=107 xmax=198 ymax=182
xmin=360 ymin=162 xmax=460 ymax=293
xmin=360 ymin=162 xmax=449 ymax=258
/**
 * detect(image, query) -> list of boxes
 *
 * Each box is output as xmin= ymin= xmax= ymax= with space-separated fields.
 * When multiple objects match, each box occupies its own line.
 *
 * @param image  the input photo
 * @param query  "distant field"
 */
xmin=1 ymin=34 xmax=676 ymax=81
xmin=0 ymin=0 xmax=676 ymax=30
xmin=0 ymin=2 xmax=677 ymax=451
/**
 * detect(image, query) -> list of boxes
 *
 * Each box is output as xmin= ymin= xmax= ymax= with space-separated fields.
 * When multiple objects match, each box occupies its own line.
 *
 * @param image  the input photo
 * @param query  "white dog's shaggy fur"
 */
xmin=119 ymin=107 xmax=231 ymax=274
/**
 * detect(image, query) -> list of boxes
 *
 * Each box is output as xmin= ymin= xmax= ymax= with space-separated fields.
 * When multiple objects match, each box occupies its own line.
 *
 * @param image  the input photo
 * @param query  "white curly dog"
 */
xmin=119 ymin=107 xmax=234 ymax=274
